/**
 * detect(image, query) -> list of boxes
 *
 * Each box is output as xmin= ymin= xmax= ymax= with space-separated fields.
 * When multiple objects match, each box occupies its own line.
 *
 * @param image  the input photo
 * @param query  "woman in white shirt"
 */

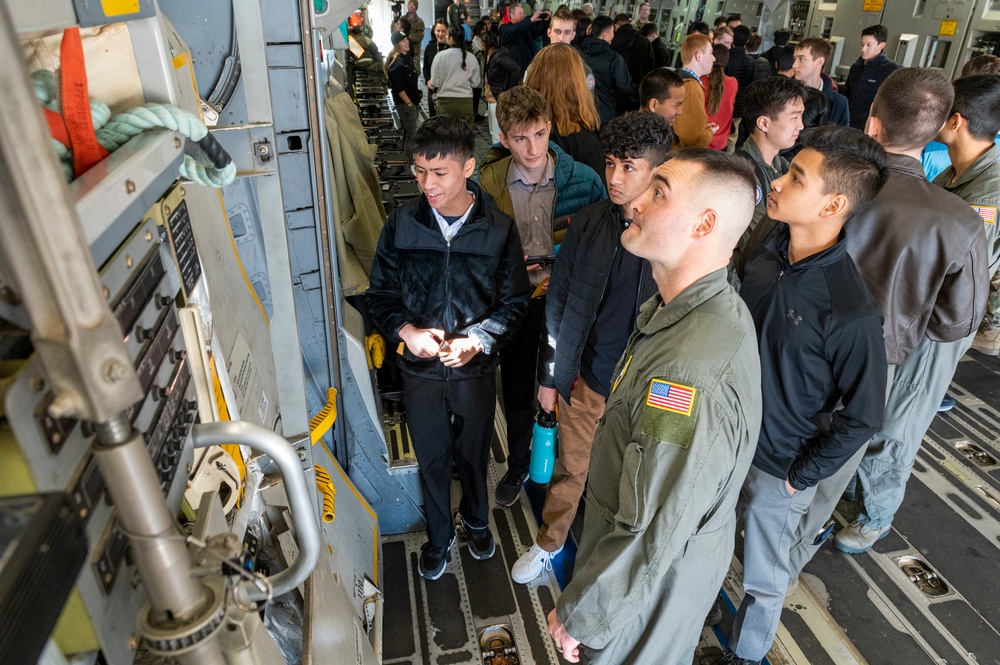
xmin=429 ymin=24 xmax=481 ymax=127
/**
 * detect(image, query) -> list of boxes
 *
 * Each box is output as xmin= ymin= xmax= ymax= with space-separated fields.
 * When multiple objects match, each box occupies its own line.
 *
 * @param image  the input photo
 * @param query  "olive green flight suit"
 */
xmin=933 ymin=144 xmax=1000 ymax=329
xmin=556 ymin=268 xmax=763 ymax=665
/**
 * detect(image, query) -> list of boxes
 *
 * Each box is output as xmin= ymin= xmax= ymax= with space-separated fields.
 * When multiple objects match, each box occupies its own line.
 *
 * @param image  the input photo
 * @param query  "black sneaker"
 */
xmin=704 ymin=650 xmax=759 ymax=665
xmin=462 ymin=518 xmax=496 ymax=560
xmin=418 ymin=536 xmax=454 ymax=581
xmin=495 ymin=469 xmax=527 ymax=507
xmin=704 ymin=599 xmax=723 ymax=626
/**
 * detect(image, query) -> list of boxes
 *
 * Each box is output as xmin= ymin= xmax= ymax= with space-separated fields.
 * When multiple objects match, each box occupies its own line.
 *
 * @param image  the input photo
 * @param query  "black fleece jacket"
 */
xmin=740 ymin=226 xmax=887 ymax=490
xmin=537 ymin=200 xmax=655 ymax=401
xmin=366 ymin=180 xmax=531 ymax=380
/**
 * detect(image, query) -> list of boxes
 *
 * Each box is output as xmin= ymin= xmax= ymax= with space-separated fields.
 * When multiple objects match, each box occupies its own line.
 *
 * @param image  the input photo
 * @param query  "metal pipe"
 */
xmin=191 ymin=421 xmax=320 ymax=600
xmin=93 ymin=420 xmax=205 ymax=621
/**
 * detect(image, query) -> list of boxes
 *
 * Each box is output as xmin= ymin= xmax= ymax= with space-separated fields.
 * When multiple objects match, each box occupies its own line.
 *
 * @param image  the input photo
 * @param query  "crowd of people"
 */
xmin=369 ymin=4 xmax=1000 ymax=665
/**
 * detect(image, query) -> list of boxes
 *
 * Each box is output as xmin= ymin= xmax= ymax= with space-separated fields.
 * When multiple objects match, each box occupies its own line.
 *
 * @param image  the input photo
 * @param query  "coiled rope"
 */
xmin=32 ymin=69 xmax=236 ymax=188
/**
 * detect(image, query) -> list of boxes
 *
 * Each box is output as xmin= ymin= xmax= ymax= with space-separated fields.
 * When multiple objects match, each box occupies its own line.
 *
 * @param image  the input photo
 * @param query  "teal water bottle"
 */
xmin=528 ymin=410 xmax=557 ymax=484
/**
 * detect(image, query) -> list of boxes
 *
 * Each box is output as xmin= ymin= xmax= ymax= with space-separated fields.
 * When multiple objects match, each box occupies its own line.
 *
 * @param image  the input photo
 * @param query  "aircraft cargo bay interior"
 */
xmin=1 ymin=0 xmax=999 ymax=664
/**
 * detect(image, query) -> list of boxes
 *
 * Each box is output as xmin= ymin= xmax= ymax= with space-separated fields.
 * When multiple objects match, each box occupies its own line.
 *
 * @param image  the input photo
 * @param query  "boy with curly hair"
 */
xmin=509 ymin=111 xmax=673 ymax=583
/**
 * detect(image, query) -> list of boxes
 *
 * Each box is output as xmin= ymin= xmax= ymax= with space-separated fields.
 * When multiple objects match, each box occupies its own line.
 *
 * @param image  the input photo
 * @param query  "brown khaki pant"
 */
xmin=536 ymin=376 xmax=606 ymax=552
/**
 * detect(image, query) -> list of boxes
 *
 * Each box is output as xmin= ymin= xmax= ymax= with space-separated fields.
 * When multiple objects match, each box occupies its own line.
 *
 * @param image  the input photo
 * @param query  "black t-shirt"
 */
xmin=579 ymin=220 xmax=644 ymax=397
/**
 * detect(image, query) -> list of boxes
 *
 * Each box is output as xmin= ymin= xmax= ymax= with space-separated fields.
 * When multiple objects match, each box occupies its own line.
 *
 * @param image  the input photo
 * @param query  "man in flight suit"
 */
xmin=547 ymin=149 xmax=764 ymax=665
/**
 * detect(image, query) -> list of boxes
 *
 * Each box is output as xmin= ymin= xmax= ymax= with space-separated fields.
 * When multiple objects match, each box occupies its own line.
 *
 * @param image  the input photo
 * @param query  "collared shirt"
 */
xmin=508 ymin=156 xmax=557 ymax=286
xmin=430 ymin=191 xmax=476 ymax=242
xmin=934 ymin=144 xmax=1000 ymax=275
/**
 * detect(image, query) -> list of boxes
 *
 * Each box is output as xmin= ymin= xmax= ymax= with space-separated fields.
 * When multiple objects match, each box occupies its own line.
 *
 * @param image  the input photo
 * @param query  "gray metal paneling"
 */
xmin=268 ymin=67 xmax=310 ymax=132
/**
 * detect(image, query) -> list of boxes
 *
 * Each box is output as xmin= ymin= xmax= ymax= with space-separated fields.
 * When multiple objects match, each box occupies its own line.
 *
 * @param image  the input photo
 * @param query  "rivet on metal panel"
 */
xmin=174 ymin=137 xmax=182 ymax=149
xmin=102 ymin=285 xmax=111 ymax=300
xmin=125 ymin=255 xmax=134 ymax=269
xmin=145 ymin=229 xmax=154 ymax=242
xmin=28 ymin=375 xmax=45 ymax=393
xmin=125 ymin=180 xmax=136 ymax=194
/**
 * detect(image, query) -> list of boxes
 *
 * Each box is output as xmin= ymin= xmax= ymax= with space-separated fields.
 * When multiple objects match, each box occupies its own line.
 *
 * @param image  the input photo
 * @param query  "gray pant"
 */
xmin=731 ymin=465 xmax=817 ymax=662
xmin=856 ymin=333 xmax=973 ymax=528
xmin=787 ymin=364 xmax=896 ymax=579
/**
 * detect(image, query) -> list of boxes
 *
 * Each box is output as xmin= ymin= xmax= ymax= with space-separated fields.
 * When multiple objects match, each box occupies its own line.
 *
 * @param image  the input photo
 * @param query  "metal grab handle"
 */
xmin=191 ymin=421 xmax=320 ymax=602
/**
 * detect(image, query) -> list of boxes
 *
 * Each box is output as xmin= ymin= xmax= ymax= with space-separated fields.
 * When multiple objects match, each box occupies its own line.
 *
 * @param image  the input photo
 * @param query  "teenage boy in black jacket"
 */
xmin=712 ymin=126 xmax=889 ymax=665
xmin=366 ymin=118 xmax=531 ymax=581
xmin=509 ymin=112 xmax=669 ymax=584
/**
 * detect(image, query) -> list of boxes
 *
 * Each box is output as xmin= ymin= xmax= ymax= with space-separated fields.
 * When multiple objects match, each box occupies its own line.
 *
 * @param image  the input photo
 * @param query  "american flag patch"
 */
xmin=972 ymin=205 xmax=997 ymax=225
xmin=646 ymin=379 xmax=696 ymax=416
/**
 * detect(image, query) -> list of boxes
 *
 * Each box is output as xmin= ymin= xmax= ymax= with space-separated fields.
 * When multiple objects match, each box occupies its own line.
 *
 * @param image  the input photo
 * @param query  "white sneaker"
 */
xmin=511 ymin=543 xmax=562 ymax=584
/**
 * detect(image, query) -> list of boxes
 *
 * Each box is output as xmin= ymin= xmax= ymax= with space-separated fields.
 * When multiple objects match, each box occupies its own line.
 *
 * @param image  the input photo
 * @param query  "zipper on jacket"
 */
xmin=445 ymin=238 xmax=451 ymax=381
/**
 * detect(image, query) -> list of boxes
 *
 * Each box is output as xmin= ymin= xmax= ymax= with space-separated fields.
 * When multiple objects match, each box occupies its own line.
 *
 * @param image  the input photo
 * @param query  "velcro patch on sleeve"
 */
xmin=972 ymin=204 xmax=997 ymax=225
xmin=641 ymin=379 xmax=700 ymax=449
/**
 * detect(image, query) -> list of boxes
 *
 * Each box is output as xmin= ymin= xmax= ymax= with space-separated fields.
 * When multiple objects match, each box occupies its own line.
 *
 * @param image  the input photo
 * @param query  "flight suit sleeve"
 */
xmin=555 ymin=374 xmax=744 ymax=648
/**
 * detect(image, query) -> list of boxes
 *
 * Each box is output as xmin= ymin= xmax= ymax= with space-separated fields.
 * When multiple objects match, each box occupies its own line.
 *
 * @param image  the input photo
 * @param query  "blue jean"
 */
xmin=731 ymin=465 xmax=818 ymax=661
xmin=855 ymin=334 xmax=973 ymax=529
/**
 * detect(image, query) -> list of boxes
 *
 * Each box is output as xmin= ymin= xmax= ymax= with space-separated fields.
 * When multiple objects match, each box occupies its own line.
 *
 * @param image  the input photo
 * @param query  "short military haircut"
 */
xmin=714 ymin=16 xmax=727 ymax=28
xmin=600 ymin=111 xmax=674 ymax=166
xmin=743 ymin=77 xmax=805 ymax=135
xmin=746 ymin=33 xmax=762 ymax=52
xmin=670 ymin=148 xmax=758 ymax=240
xmin=797 ymin=37 xmax=832 ymax=62
xmin=775 ymin=45 xmax=795 ymax=72
xmin=951 ymin=75 xmax=1000 ymax=141
xmin=870 ymin=68 xmax=953 ymax=151
xmin=682 ymin=33 xmax=713 ymax=61
xmin=496 ymin=85 xmax=551 ymax=134
xmin=687 ymin=21 xmax=710 ymax=35
xmin=614 ymin=13 xmax=630 ymax=25
xmin=640 ymin=67 xmax=684 ymax=106
xmin=409 ymin=0 xmax=418 ymax=8
xmin=640 ymin=22 xmax=658 ymax=38
xmin=733 ymin=25 xmax=751 ymax=47
xmin=962 ymin=54 xmax=1000 ymax=76
xmin=862 ymin=24 xmax=889 ymax=43
xmin=591 ymin=15 xmax=614 ymax=39
xmin=410 ymin=115 xmax=475 ymax=162
xmin=801 ymin=125 xmax=890 ymax=216
xmin=551 ymin=6 xmax=576 ymax=26
xmin=773 ymin=28 xmax=791 ymax=46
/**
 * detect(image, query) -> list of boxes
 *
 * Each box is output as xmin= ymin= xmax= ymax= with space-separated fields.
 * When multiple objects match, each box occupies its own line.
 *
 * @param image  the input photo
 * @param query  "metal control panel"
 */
xmin=4 ymin=184 xmax=201 ymax=663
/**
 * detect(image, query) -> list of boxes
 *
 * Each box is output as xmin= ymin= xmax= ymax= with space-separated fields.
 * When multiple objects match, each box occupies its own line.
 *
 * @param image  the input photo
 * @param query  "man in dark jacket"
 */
xmin=387 ymin=33 xmax=421 ymax=149
xmin=714 ymin=126 xmax=890 ymax=665
xmin=500 ymin=3 xmax=547 ymax=71
xmin=792 ymin=38 xmax=850 ymax=127
xmin=579 ymin=16 xmax=635 ymax=124
xmin=762 ymin=28 xmax=790 ymax=75
xmin=610 ymin=20 xmax=653 ymax=113
xmin=641 ymin=23 xmax=671 ymax=68
xmin=508 ymin=112 xmax=669 ymax=584
xmin=366 ymin=118 xmax=530 ymax=581
xmin=735 ymin=69 xmax=989 ymax=574
xmin=478 ymin=87 xmax=606 ymax=509
xmin=844 ymin=24 xmax=899 ymax=130
xmin=726 ymin=25 xmax=759 ymax=132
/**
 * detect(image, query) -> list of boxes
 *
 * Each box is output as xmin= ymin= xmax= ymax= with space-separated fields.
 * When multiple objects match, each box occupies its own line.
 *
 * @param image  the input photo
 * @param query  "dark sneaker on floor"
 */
xmin=495 ymin=469 xmax=527 ymax=507
xmin=704 ymin=599 xmax=723 ymax=626
xmin=463 ymin=520 xmax=496 ymax=560
xmin=705 ymin=649 xmax=760 ymax=665
xmin=418 ymin=536 xmax=454 ymax=581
